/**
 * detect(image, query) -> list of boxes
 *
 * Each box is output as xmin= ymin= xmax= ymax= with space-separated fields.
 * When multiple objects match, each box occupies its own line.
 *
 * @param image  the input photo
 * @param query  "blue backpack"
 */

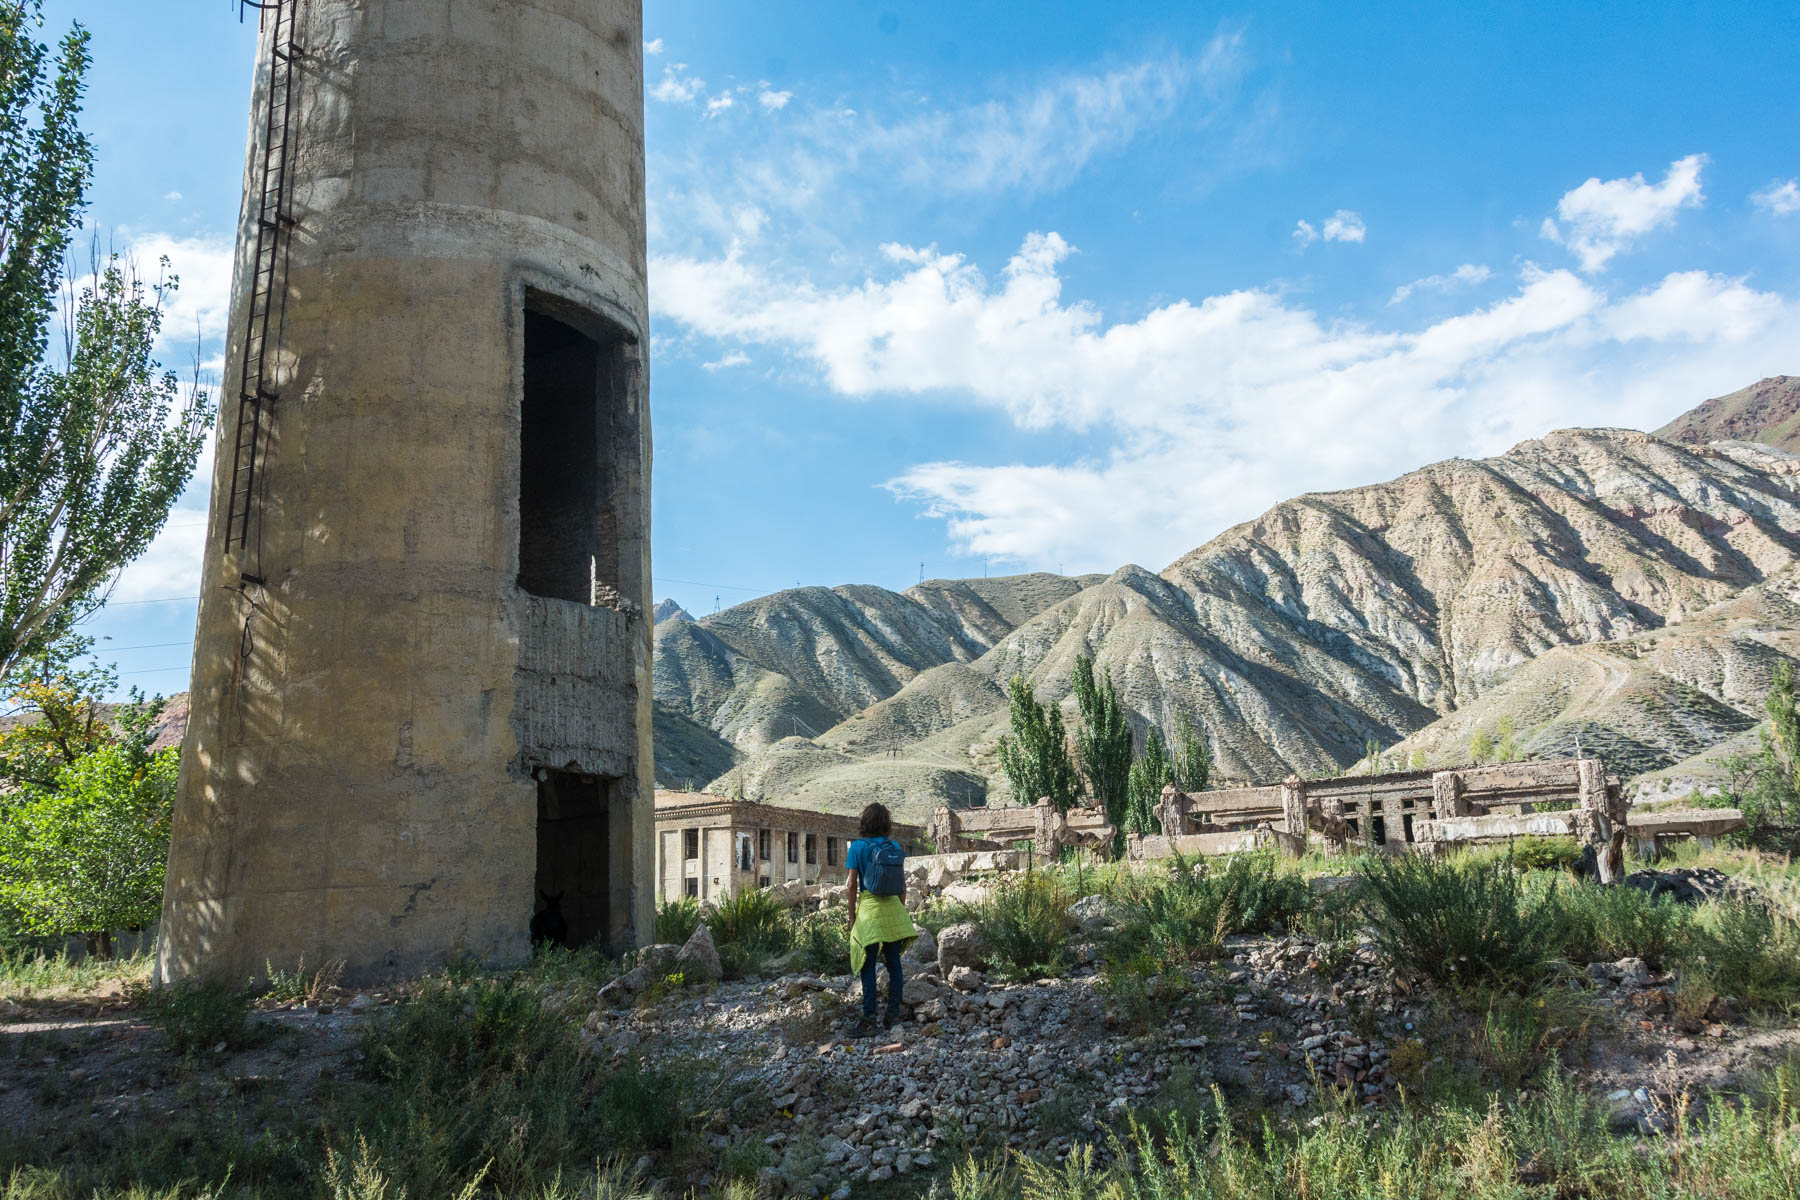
xmin=861 ymin=838 xmax=906 ymax=897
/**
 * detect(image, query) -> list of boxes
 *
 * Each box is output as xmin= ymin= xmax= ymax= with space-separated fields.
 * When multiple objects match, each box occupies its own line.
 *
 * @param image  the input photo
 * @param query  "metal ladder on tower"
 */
xmin=224 ymin=0 xmax=301 ymax=554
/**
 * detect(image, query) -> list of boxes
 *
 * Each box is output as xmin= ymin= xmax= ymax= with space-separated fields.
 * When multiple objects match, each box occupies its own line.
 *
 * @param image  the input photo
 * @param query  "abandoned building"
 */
xmin=157 ymin=0 xmax=655 ymax=984
xmin=653 ymin=791 xmax=924 ymax=906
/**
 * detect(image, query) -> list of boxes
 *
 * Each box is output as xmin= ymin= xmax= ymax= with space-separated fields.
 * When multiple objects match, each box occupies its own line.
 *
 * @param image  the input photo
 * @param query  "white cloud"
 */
xmin=1294 ymin=209 xmax=1365 ymax=247
xmin=1752 ymin=179 xmax=1800 ymax=216
xmin=1390 ymin=262 xmax=1492 ymax=304
xmin=705 ymin=93 xmax=736 ymax=118
xmin=109 ymin=500 xmax=209 ymax=603
xmin=652 ymin=231 xmax=1796 ymax=569
xmin=1541 ymin=153 xmax=1706 ymax=272
xmin=123 ymin=232 xmax=234 ymax=352
xmin=647 ymin=35 xmax=1257 ymax=255
xmin=1322 ymin=210 xmax=1366 ymax=243
xmin=163 ymin=191 xmax=182 ymax=202
xmin=702 ymin=350 xmax=751 ymax=371
xmin=644 ymin=37 xmax=664 ymax=55
xmin=650 ymin=64 xmax=705 ymax=104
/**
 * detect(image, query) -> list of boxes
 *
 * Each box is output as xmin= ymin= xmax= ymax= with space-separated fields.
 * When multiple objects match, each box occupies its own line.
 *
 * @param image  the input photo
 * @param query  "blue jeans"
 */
xmin=859 ymin=940 xmax=904 ymax=1020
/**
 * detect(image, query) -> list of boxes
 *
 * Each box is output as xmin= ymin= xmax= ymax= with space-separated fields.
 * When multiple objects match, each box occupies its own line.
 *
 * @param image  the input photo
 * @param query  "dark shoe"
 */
xmin=883 ymin=1010 xmax=903 ymax=1030
xmin=849 ymin=1016 xmax=879 ymax=1039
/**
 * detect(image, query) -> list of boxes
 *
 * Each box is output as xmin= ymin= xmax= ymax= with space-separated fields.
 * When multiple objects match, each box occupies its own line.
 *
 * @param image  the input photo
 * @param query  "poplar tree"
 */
xmin=0 ymin=2 xmax=210 ymax=680
xmin=1171 ymin=709 xmax=1213 ymax=792
xmin=995 ymin=675 xmax=1079 ymax=811
xmin=1125 ymin=726 xmax=1172 ymax=834
xmin=1071 ymin=655 xmax=1133 ymax=852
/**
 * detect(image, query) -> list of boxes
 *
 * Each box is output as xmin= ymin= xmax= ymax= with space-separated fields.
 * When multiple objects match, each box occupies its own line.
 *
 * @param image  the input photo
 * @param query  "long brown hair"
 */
xmin=859 ymin=802 xmax=892 ymax=839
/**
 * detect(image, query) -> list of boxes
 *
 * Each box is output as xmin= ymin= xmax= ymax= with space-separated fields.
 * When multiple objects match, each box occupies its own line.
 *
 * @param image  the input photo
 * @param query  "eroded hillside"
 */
xmin=660 ymin=424 xmax=1800 ymax=822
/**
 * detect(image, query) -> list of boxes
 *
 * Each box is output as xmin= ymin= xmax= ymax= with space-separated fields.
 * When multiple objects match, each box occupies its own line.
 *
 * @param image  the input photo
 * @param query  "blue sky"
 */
xmin=39 ymin=1 xmax=1800 ymax=694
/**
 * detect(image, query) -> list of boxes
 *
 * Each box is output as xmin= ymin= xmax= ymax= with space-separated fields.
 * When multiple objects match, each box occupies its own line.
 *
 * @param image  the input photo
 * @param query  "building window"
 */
xmin=786 ymin=831 xmax=799 ymax=863
xmin=758 ymin=829 xmax=771 ymax=861
xmin=758 ymin=876 xmax=770 ymax=889
xmin=683 ymin=828 xmax=699 ymax=860
xmin=684 ymin=878 xmax=698 ymax=898
xmin=805 ymin=834 xmax=817 ymax=865
xmin=826 ymin=836 xmax=839 ymax=866
xmin=737 ymin=833 xmax=752 ymax=872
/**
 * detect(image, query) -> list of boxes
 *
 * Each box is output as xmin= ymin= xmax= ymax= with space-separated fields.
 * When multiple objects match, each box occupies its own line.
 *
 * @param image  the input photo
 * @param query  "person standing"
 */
xmin=844 ymin=802 xmax=917 ymax=1036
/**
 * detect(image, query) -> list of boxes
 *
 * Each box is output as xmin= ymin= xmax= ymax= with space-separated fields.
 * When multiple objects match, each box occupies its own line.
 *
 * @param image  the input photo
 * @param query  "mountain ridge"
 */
xmin=655 ymin=405 xmax=1800 ymax=823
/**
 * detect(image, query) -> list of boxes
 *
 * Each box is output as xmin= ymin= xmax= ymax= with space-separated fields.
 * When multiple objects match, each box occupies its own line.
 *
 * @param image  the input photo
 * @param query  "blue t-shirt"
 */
xmin=846 ymin=836 xmax=901 ymax=885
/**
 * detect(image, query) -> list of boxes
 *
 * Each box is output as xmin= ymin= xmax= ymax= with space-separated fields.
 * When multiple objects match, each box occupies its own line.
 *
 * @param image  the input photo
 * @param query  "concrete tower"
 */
xmin=157 ymin=0 xmax=653 ymax=984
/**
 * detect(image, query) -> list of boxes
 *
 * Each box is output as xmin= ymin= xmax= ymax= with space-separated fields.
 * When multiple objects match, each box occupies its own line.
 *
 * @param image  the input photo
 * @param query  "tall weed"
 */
xmin=1690 ymin=894 xmax=1800 ymax=1013
xmin=977 ymin=870 xmax=1071 ymax=980
xmin=1546 ymin=879 xmax=1695 ymax=968
xmin=705 ymin=889 xmax=792 ymax=956
xmin=1112 ymin=852 xmax=1311 ymax=962
xmin=1359 ymin=854 xmax=1560 ymax=985
xmin=653 ymin=896 xmax=700 ymax=945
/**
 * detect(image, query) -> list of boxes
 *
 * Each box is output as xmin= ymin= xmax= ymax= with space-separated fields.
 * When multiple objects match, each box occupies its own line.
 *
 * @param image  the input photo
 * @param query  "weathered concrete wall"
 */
xmin=157 ymin=0 xmax=653 ymax=984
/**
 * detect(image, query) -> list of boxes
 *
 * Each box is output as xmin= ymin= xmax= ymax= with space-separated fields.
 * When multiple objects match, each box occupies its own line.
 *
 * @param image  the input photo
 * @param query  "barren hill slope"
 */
xmin=700 ymin=429 xmax=1800 ymax=821
xmin=650 ymin=572 xmax=1102 ymax=769
xmin=1657 ymin=376 xmax=1800 ymax=454
xmin=1373 ymin=566 xmax=1800 ymax=780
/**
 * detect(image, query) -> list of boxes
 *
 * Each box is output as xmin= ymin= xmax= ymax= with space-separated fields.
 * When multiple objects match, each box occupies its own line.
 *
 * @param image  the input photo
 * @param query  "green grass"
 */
xmin=949 ymin=1071 xmax=1800 ymax=1199
xmin=0 ymin=948 xmax=150 ymax=1002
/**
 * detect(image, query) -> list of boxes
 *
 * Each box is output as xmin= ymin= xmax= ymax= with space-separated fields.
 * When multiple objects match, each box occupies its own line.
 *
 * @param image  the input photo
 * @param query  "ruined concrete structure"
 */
xmin=158 ymin=0 xmax=653 ymax=983
xmin=925 ymin=760 xmax=1741 ymax=875
xmin=1131 ymin=759 xmax=1741 ymax=867
xmin=653 ymin=791 xmax=923 ymax=906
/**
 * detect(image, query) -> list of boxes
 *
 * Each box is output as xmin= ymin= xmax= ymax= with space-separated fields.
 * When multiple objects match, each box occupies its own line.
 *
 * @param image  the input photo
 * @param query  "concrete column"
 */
xmin=1279 ymin=775 xmax=1308 ymax=859
xmin=1157 ymin=785 xmax=1188 ymax=838
xmin=1431 ymin=770 xmax=1469 ymax=818
xmin=1320 ymin=795 xmax=1347 ymax=857
xmin=1577 ymin=758 xmax=1627 ymax=884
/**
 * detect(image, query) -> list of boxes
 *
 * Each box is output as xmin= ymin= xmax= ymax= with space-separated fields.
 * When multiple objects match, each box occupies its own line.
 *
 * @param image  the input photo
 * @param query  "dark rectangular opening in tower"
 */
xmin=519 ymin=300 xmax=632 ymax=604
xmin=533 ymin=770 xmax=611 ymax=949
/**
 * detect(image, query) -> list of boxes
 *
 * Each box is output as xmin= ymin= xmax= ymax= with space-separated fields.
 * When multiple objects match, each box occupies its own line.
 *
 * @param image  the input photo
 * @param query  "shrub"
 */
xmin=262 ymin=955 xmax=344 ymax=1005
xmin=977 ymin=869 xmax=1071 ymax=980
xmin=1359 ymin=853 xmax=1561 ymax=985
xmin=1546 ymin=880 xmax=1694 ymax=969
xmin=1098 ymin=951 xmax=1188 ymax=1034
xmin=1113 ymin=852 xmax=1312 ymax=962
xmin=789 ymin=909 xmax=849 ymax=976
xmin=1690 ymin=894 xmax=1800 ymax=1014
xmin=1508 ymin=835 xmax=1583 ymax=872
xmin=1208 ymin=852 xmax=1312 ymax=933
xmin=654 ymin=896 xmax=700 ymax=945
xmin=138 ymin=978 xmax=256 ymax=1057
xmin=1469 ymin=984 xmax=1590 ymax=1087
xmin=705 ymin=888 xmax=791 ymax=957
